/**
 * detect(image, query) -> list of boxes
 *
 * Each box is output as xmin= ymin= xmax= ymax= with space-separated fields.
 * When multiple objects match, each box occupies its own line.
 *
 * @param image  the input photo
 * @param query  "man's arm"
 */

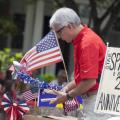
xmin=63 ymin=80 xmax=76 ymax=92
xmin=68 ymin=78 xmax=96 ymax=98
xmin=44 ymin=79 xmax=96 ymax=104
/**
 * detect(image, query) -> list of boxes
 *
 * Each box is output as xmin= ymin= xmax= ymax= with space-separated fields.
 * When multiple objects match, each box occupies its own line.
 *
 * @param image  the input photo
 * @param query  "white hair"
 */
xmin=49 ymin=7 xmax=81 ymax=30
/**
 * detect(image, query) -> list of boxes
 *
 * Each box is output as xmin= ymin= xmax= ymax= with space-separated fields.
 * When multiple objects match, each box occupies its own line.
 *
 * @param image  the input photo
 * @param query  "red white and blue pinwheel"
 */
xmin=1 ymin=93 xmax=29 ymax=120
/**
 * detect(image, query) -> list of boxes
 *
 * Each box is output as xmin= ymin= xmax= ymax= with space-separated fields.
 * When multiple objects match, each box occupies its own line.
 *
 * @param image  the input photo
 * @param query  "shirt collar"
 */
xmin=72 ymin=25 xmax=88 ymax=45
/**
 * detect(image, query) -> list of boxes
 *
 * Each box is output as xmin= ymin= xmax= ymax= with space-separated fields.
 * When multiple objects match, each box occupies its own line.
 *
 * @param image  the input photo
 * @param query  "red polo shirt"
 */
xmin=72 ymin=26 xmax=106 ymax=93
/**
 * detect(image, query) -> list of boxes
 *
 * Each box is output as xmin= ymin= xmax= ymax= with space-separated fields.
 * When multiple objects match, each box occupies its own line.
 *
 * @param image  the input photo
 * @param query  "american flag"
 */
xmin=20 ymin=31 xmax=63 ymax=72
xmin=63 ymin=98 xmax=80 ymax=114
xmin=31 ymin=86 xmax=39 ymax=98
xmin=22 ymin=90 xmax=37 ymax=102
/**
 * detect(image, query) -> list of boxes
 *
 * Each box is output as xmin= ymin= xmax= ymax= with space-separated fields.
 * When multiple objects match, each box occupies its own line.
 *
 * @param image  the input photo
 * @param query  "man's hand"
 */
xmin=43 ymin=89 xmax=67 ymax=104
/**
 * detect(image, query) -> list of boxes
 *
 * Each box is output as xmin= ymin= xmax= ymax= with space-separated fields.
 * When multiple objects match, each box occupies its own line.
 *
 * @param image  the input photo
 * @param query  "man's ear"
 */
xmin=68 ymin=24 xmax=74 ymax=30
xmin=68 ymin=24 xmax=72 ymax=29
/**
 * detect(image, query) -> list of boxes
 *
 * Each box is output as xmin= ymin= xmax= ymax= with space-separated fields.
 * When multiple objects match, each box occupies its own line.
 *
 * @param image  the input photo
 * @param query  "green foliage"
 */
xmin=38 ymin=74 xmax=56 ymax=83
xmin=0 ymin=48 xmax=23 ymax=71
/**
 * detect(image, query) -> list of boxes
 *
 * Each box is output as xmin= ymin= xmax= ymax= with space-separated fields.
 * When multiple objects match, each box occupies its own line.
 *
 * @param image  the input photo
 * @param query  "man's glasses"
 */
xmin=56 ymin=26 xmax=65 ymax=34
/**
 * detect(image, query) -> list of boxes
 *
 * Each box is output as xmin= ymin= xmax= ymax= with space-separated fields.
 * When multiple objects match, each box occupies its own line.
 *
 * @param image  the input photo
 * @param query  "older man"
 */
xmin=47 ymin=7 xmax=112 ymax=120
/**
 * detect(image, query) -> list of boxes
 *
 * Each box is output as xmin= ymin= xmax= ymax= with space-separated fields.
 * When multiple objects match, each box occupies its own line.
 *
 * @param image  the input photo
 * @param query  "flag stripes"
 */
xmin=20 ymin=31 xmax=63 ymax=72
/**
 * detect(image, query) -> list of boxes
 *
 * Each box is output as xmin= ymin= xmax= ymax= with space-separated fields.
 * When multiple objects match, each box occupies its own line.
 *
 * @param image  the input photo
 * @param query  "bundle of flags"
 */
xmin=1 ymin=93 xmax=29 ymax=120
xmin=63 ymin=97 xmax=82 ymax=115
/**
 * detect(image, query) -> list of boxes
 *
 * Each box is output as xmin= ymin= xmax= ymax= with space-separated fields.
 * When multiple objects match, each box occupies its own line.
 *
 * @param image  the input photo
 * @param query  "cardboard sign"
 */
xmin=94 ymin=47 xmax=120 ymax=115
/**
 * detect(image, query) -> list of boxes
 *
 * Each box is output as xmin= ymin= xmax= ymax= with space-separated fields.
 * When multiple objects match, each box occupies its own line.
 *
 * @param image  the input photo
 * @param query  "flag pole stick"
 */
xmin=35 ymin=98 xmax=37 ymax=107
xmin=34 ymin=99 xmax=39 ymax=114
xmin=53 ymin=31 xmax=69 ymax=83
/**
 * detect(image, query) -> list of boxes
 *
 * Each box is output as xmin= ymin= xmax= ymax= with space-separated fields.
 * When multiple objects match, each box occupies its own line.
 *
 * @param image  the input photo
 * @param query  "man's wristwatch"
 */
xmin=66 ymin=93 xmax=73 ymax=100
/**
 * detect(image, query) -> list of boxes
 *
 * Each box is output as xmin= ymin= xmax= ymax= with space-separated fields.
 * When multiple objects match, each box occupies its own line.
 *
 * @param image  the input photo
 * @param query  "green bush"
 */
xmin=37 ymin=74 xmax=56 ymax=83
xmin=0 ymin=48 xmax=23 ymax=71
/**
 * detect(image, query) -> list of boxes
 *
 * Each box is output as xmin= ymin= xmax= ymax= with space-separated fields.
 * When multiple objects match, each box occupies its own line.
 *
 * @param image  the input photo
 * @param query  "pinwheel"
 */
xmin=1 ymin=93 xmax=29 ymax=120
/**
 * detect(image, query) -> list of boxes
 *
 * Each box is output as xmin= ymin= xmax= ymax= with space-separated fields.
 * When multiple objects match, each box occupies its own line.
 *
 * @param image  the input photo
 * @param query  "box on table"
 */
xmin=24 ymin=115 xmax=77 ymax=120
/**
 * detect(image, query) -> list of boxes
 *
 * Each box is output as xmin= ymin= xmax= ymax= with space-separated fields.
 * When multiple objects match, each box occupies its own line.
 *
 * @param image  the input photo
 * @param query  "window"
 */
xmin=11 ymin=14 xmax=25 ymax=49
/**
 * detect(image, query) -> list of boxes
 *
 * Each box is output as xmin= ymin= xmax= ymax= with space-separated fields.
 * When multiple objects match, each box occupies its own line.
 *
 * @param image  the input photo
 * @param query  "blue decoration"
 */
xmin=17 ymin=72 xmax=62 ymax=91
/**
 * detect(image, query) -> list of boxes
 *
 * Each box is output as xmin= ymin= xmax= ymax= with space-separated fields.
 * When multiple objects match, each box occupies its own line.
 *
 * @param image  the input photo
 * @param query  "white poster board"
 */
xmin=94 ymin=47 xmax=120 ymax=115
